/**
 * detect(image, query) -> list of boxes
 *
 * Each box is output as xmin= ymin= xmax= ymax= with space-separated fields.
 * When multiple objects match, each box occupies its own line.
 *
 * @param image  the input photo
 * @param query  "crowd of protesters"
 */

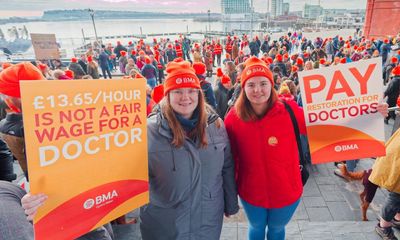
xmin=0 ymin=29 xmax=399 ymax=240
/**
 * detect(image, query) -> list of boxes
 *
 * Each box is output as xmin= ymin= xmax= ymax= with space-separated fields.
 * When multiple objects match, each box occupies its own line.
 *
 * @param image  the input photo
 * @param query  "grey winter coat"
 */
xmin=140 ymin=111 xmax=239 ymax=240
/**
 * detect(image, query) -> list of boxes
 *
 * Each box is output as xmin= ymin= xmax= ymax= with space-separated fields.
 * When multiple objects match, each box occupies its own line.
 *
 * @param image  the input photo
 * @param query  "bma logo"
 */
xmin=83 ymin=190 xmax=119 ymax=210
xmin=334 ymin=144 xmax=359 ymax=152
xmin=176 ymin=78 xmax=183 ymax=84
xmin=181 ymin=77 xmax=196 ymax=83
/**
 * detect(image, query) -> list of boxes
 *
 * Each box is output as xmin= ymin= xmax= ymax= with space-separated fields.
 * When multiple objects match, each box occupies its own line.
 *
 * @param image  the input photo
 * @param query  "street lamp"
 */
xmin=88 ymin=8 xmax=99 ymax=43
xmin=207 ymin=10 xmax=211 ymax=33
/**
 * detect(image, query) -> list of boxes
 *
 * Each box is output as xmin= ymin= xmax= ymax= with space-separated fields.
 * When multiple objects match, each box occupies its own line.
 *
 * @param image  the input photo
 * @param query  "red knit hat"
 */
xmin=120 ymin=51 xmax=127 ymax=57
xmin=1 ymin=62 xmax=13 ymax=69
xmin=216 ymin=68 xmax=223 ymax=77
xmin=151 ymin=84 xmax=164 ymax=104
xmin=241 ymin=56 xmax=273 ymax=87
xmin=319 ymin=58 xmax=326 ymax=65
xmin=340 ymin=58 xmax=347 ymax=64
xmin=391 ymin=57 xmax=398 ymax=64
xmin=292 ymin=65 xmax=298 ymax=72
xmin=303 ymin=52 xmax=309 ymax=58
xmin=276 ymin=54 xmax=283 ymax=62
xmin=145 ymin=56 xmax=152 ymax=64
xmin=296 ymin=57 xmax=304 ymax=66
xmin=131 ymin=50 xmax=137 ymax=55
xmin=392 ymin=66 xmax=400 ymax=76
xmin=164 ymin=60 xmax=200 ymax=94
xmin=192 ymin=62 xmax=206 ymax=75
xmin=65 ymin=69 xmax=74 ymax=79
xmin=221 ymin=74 xmax=231 ymax=84
xmin=38 ymin=63 xmax=47 ymax=70
xmin=266 ymin=57 xmax=273 ymax=64
xmin=0 ymin=62 xmax=46 ymax=98
xmin=71 ymin=57 xmax=78 ymax=63
xmin=139 ymin=50 xmax=145 ymax=55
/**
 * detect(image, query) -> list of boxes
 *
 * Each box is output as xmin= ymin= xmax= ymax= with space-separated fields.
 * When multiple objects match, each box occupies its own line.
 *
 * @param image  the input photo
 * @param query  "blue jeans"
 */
xmin=241 ymin=198 xmax=300 ymax=240
xmin=346 ymin=160 xmax=359 ymax=172
xmin=147 ymin=77 xmax=156 ymax=89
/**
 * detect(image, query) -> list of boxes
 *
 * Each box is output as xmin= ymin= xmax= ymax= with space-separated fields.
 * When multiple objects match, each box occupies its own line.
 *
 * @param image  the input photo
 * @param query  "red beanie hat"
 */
xmin=0 ymin=62 xmax=46 ymax=98
xmin=221 ymin=74 xmax=231 ymax=84
xmin=87 ymin=55 xmax=93 ymax=62
xmin=139 ymin=50 xmax=145 ymax=56
xmin=38 ymin=63 xmax=47 ymax=71
xmin=340 ymin=58 xmax=347 ymax=64
xmin=392 ymin=66 xmax=400 ymax=76
xmin=131 ymin=50 xmax=137 ymax=55
xmin=391 ymin=57 xmax=398 ymax=64
xmin=145 ymin=56 xmax=152 ymax=64
xmin=71 ymin=57 xmax=78 ymax=63
xmin=120 ymin=51 xmax=127 ymax=57
xmin=292 ymin=65 xmax=298 ymax=72
xmin=2 ymin=62 xmax=13 ymax=70
xmin=296 ymin=57 xmax=304 ymax=66
xmin=216 ymin=68 xmax=223 ymax=77
xmin=164 ymin=60 xmax=200 ymax=94
xmin=192 ymin=62 xmax=206 ymax=75
xmin=303 ymin=52 xmax=309 ymax=58
xmin=319 ymin=58 xmax=326 ymax=65
xmin=65 ymin=69 xmax=74 ymax=79
xmin=241 ymin=56 xmax=273 ymax=87
xmin=276 ymin=54 xmax=283 ymax=62
xmin=151 ymin=84 xmax=164 ymax=104
xmin=266 ymin=57 xmax=273 ymax=65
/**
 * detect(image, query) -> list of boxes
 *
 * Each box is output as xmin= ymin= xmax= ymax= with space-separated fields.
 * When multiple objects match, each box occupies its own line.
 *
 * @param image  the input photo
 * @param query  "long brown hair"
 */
xmin=234 ymin=84 xmax=278 ymax=121
xmin=160 ymin=90 xmax=208 ymax=148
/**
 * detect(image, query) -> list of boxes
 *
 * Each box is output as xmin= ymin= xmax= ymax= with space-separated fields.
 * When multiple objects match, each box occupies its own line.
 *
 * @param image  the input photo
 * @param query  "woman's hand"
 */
xmin=21 ymin=193 xmax=48 ymax=221
xmin=377 ymin=102 xmax=389 ymax=117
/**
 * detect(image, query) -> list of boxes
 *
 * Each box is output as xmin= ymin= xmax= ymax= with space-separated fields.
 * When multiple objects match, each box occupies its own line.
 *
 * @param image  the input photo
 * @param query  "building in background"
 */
xmin=221 ymin=0 xmax=252 ymax=20
xmin=282 ymin=2 xmax=290 ymax=16
xmin=269 ymin=0 xmax=284 ymax=18
xmin=303 ymin=3 xmax=323 ymax=19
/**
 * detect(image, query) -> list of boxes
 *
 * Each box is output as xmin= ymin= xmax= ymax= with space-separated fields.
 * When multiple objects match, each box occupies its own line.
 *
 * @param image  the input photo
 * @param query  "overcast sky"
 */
xmin=0 ymin=0 xmax=367 ymax=18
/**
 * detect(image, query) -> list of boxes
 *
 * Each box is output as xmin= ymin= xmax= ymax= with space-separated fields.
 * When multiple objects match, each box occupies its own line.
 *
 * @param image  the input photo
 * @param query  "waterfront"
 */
xmin=0 ymin=18 xmax=356 ymax=58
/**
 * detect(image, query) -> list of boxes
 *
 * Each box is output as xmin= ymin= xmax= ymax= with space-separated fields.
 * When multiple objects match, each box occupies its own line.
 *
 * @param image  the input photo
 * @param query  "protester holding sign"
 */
xmin=224 ymin=56 xmax=306 ymax=240
xmin=224 ymin=56 xmax=388 ymax=240
xmin=141 ymin=59 xmax=239 ymax=239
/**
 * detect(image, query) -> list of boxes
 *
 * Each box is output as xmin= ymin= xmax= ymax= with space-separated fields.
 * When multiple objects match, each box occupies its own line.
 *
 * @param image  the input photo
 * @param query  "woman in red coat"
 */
xmin=224 ymin=56 xmax=304 ymax=240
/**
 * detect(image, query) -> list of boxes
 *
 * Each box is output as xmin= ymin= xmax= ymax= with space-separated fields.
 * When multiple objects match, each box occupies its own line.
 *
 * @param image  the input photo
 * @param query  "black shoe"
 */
xmin=375 ymin=224 xmax=398 ymax=240
xmin=385 ymin=119 xmax=389 ymax=124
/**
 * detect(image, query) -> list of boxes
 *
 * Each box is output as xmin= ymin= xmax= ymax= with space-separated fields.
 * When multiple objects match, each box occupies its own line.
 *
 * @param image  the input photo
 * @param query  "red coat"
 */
xmin=224 ymin=100 xmax=306 ymax=208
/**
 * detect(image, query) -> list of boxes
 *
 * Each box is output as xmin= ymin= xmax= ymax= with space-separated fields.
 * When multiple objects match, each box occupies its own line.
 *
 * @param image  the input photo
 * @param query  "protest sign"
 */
xmin=30 ymin=33 xmax=60 ymax=60
xmin=298 ymin=58 xmax=385 ymax=164
xmin=20 ymin=79 xmax=149 ymax=240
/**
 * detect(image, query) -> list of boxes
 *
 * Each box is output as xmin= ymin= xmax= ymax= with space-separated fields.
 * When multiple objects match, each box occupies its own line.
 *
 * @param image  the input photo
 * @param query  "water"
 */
xmin=0 ymin=18 xmax=356 ymax=58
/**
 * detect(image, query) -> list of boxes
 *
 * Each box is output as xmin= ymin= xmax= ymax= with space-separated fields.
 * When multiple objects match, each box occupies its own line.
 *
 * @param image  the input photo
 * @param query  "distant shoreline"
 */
xmin=0 ymin=9 xmax=222 ymax=25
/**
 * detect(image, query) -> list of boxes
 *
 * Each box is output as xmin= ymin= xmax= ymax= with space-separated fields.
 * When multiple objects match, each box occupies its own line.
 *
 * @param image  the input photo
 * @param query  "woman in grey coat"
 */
xmin=140 ymin=59 xmax=239 ymax=240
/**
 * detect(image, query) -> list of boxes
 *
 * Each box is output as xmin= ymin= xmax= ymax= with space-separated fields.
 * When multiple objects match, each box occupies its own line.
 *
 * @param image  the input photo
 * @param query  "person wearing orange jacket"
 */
xmin=214 ymin=41 xmax=223 ymax=67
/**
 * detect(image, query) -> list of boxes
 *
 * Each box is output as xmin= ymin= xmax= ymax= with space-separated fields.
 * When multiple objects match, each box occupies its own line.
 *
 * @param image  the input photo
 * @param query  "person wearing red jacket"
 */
xmin=224 ymin=56 xmax=305 ymax=240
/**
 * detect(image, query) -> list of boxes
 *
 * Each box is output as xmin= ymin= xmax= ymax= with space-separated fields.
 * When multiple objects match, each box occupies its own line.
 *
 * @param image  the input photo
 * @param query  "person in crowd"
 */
xmin=384 ymin=66 xmax=400 ymax=124
xmin=139 ymin=59 xmax=239 ymax=239
xmin=223 ymin=56 xmax=388 ymax=240
xmin=98 ymin=48 xmax=112 ymax=79
xmin=224 ymin=57 xmax=305 ymax=240
xmin=68 ymin=57 xmax=86 ymax=79
xmin=368 ymin=128 xmax=400 ymax=240
xmin=141 ymin=56 xmax=158 ymax=89
xmin=86 ymin=56 xmax=99 ymax=79
xmin=214 ymin=74 xmax=232 ymax=119
xmin=192 ymin=62 xmax=217 ymax=109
